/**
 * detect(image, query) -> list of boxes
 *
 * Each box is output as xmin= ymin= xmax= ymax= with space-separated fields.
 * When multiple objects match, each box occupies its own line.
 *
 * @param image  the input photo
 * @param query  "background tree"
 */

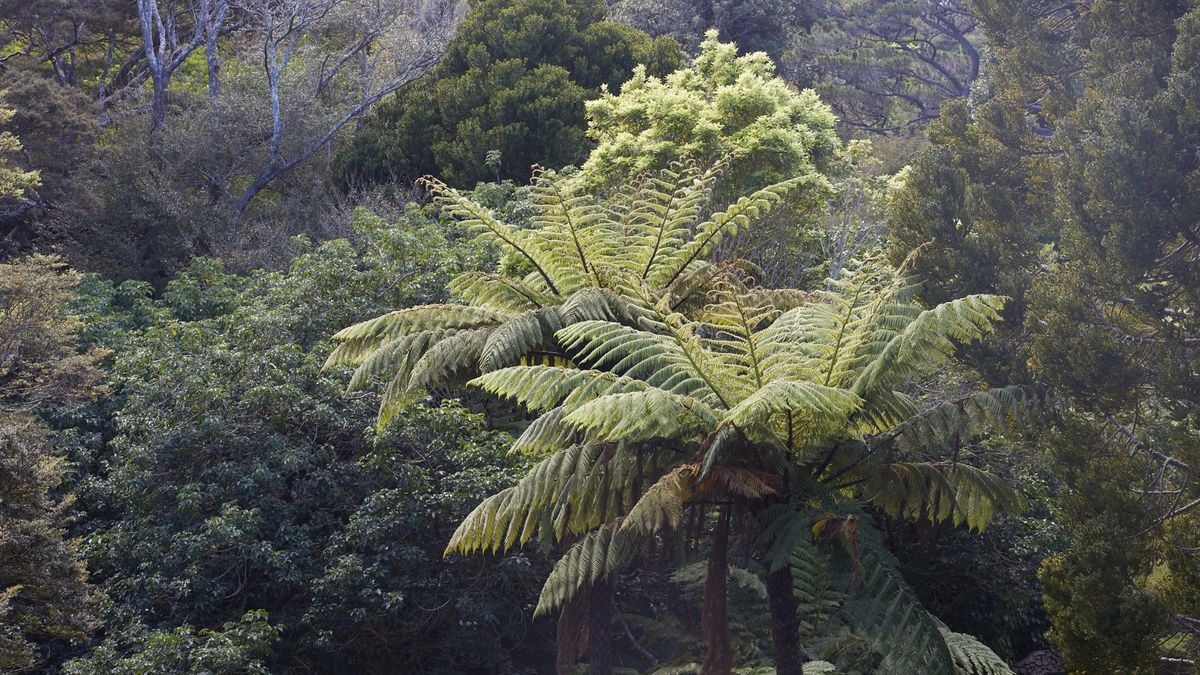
xmin=889 ymin=0 xmax=1200 ymax=669
xmin=577 ymin=34 xmax=842 ymax=285
xmin=230 ymin=0 xmax=461 ymax=213
xmin=335 ymin=0 xmax=682 ymax=188
xmin=799 ymin=0 xmax=981 ymax=135
xmin=0 ymin=255 xmax=105 ymax=670
xmin=60 ymin=207 xmax=551 ymax=673
xmin=608 ymin=0 xmax=814 ymax=66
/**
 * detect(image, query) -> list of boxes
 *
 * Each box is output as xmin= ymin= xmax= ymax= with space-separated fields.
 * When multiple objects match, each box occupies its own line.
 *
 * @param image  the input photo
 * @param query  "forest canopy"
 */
xmin=0 ymin=0 xmax=1197 ymax=673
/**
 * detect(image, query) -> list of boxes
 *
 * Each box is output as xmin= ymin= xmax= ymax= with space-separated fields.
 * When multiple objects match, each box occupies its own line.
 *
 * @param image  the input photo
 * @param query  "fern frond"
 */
xmin=344 ymin=329 xmax=450 ymax=392
xmin=447 ymin=443 xmax=604 ymax=555
xmin=942 ymin=629 xmax=1014 ymax=675
xmin=480 ymin=307 xmax=564 ymax=371
xmin=852 ymin=390 xmax=919 ymax=435
xmin=700 ymin=284 xmax=783 ymax=388
xmin=527 ymin=167 xmax=607 ymax=291
xmin=894 ymin=386 xmax=1050 ymax=446
xmin=653 ymin=175 xmax=815 ymax=288
xmin=563 ymin=389 xmax=719 ymax=443
xmin=841 ymin=554 xmax=955 ymax=674
xmin=722 ymin=381 xmax=861 ymax=437
xmin=324 ymin=304 xmax=501 ymax=367
xmin=535 ymin=521 xmax=642 ymax=616
xmin=423 ymin=176 xmax=565 ymax=296
xmin=511 ymin=406 xmax=577 ymax=454
xmin=623 ymin=162 xmax=717 ymax=278
xmin=620 ymin=464 xmax=698 ymax=536
xmin=851 ymin=462 xmax=1024 ymax=532
xmin=471 ymin=365 xmax=651 ymax=414
xmin=851 ymin=295 xmax=1007 ymax=398
xmin=557 ymin=320 xmax=740 ymax=408
xmin=397 ymin=327 xmax=491 ymax=400
xmin=449 ymin=271 xmax=553 ymax=312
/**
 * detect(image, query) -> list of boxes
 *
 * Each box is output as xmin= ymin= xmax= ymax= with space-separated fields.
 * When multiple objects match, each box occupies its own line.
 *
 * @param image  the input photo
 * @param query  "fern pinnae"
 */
xmin=534 ymin=521 xmax=642 ymax=617
xmin=449 ymin=271 xmax=551 ymax=312
xmin=480 ymin=306 xmax=564 ymax=372
xmin=423 ymin=176 xmax=564 ymax=296
xmin=941 ymin=629 xmax=1014 ymax=675
xmin=324 ymin=304 xmax=502 ymax=368
xmin=346 ymin=329 xmax=447 ymax=393
xmin=657 ymin=176 xmax=807 ymax=289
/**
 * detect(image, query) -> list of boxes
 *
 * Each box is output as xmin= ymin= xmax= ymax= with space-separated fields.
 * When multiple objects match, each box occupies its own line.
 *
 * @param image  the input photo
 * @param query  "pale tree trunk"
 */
xmin=231 ymin=0 xmax=452 ymax=214
xmin=204 ymin=0 xmax=228 ymax=98
xmin=136 ymin=0 xmax=225 ymax=133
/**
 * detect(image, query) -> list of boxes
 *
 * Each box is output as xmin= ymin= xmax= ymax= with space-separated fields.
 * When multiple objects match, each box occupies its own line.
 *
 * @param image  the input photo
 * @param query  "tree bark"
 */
xmin=588 ymin=579 xmax=615 ymax=675
xmin=766 ymin=564 xmax=803 ymax=675
xmin=701 ymin=505 xmax=732 ymax=675
xmin=557 ymin=585 xmax=590 ymax=675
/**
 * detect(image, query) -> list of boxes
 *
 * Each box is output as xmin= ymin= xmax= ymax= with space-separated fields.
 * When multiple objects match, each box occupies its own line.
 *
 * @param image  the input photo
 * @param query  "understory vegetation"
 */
xmin=0 ymin=0 xmax=1197 ymax=673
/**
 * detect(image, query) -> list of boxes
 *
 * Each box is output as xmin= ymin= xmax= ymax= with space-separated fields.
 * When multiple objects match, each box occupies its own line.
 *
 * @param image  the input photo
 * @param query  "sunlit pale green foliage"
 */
xmin=453 ymin=255 xmax=1025 ymax=671
xmin=0 ymin=99 xmax=40 ymax=199
xmin=579 ymin=32 xmax=840 ymax=199
xmin=327 ymin=162 xmax=808 ymax=428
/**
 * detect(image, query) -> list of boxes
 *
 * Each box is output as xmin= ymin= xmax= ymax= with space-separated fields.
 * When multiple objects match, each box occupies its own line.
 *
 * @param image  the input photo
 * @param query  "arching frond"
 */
xmin=527 ymin=168 xmax=607 ymax=292
xmin=893 ymin=385 xmax=1050 ymax=446
xmin=942 ymin=629 xmax=1014 ymax=675
xmin=511 ymin=406 xmax=577 ymax=455
xmin=700 ymin=285 xmax=783 ymax=388
xmin=840 ymin=540 xmax=955 ymax=675
xmin=851 ymin=389 xmax=919 ymax=436
xmin=449 ymin=271 xmax=553 ymax=312
xmin=344 ymin=329 xmax=451 ymax=392
xmin=722 ymin=381 xmax=861 ymax=438
xmin=851 ymin=295 xmax=1007 ymax=398
xmin=471 ymin=366 xmax=651 ymax=414
xmin=564 ymin=389 xmax=719 ymax=443
xmin=534 ymin=521 xmax=642 ymax=617
xmin=325 ymin=304 xmax=501 ymax=367
xmin=424 ymin=176 xmax=565 ymax=296
xmin=620 ymin=464 xmax=698 ymax=536
xmin=557 ymin=320 xmax=740 ymax=408
xmin=652 ymin=175 xmax=816 ymax=288
xmin=851 ymin=462 xmax=1024 ymax=532
xmin=446 ymin=443 xmax=604 ymax=555
xmin=480 ymin=307 xmax=564 ymax=371
xmin=622 ymin=161 xmax=718 ymax=278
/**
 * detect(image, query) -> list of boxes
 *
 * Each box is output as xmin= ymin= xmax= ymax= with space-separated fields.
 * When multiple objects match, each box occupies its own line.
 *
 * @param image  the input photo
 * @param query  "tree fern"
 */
xmin=329 ymin=163 xmax=800 ymax=430
xmin=453 ymin=257 xmax=1029 ymax=659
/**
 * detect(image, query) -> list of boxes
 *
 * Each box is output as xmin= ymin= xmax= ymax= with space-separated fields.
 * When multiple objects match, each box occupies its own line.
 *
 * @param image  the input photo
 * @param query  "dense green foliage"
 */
xmin=58 ymin=210 xmax=553 ymax=673
xmin=336 ymin=0 xmax=682 ymax=188
xmin=0 ymin=256 xmax=104 ymax=670
xmin=2 ymin=0 xmax=1199 ymax=672
xmin=576 ymin=34 xmax=842 ymax=284
xmin=890 ymin=0 xmax=1200 ymax=669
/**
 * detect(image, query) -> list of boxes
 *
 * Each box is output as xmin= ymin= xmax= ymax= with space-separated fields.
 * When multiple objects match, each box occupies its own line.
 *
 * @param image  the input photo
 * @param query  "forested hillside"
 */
xmin=0 ymin=0 xmax=1197 ymax=673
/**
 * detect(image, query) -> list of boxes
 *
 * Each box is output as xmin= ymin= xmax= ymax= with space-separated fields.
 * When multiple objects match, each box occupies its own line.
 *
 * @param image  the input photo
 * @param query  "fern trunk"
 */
xmin=701 ymin=505 xmax=733 ymax=675
xmin=765 ymin=564 xmax=803 ymax=675
xmin=556 ymin=587 xmax=589 ymax=675
xmin=587 ymin=579 xmax=614 ymax=674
